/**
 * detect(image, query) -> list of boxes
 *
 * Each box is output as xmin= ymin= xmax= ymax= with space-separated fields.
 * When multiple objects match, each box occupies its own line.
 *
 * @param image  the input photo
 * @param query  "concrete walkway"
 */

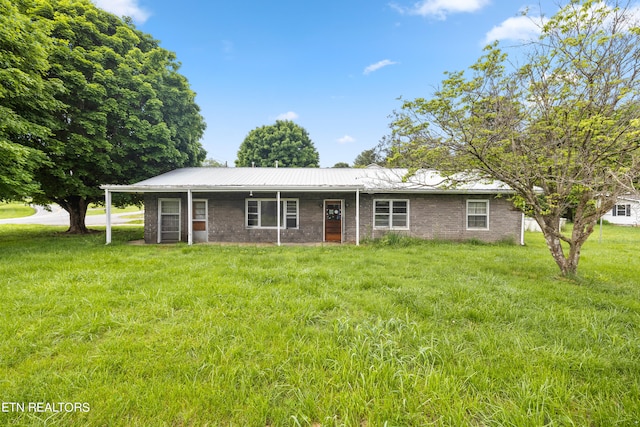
xmin=0 ymin=205 xmax=143 ymax=226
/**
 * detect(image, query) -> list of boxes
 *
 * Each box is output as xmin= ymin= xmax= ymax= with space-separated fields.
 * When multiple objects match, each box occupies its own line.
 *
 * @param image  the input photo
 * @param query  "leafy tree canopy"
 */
xmin=353 ymin=148 xmax=384 ymax=168
xmin=387 ymin=0 xmax=640 ymax=276
xmin=235 ymin=120 xmax=320 ymax=167
xmin=0 ymin=0 xmax=62 ymax=200
xmin=15 ymin=0 xmax=207 ymax=232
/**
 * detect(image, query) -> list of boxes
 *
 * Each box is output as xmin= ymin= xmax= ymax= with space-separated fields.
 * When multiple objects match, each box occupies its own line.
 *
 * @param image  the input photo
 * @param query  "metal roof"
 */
xmin=101 ymin=167 xmax=515 ymax=194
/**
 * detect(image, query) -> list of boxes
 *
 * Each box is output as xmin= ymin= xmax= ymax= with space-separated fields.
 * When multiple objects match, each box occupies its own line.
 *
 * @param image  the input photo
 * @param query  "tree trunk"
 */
xmin=542 ymin=232 xmax=575 ymax=276
xmin=59 ymin=196 xmax=91 ymax=234
xmin=537 ymin=214 xmax=579 ymax=277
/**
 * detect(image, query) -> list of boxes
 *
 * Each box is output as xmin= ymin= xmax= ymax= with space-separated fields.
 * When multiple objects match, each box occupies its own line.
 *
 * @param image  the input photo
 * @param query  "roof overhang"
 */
xmin=100 ymin=184 xmax=516 ymax=195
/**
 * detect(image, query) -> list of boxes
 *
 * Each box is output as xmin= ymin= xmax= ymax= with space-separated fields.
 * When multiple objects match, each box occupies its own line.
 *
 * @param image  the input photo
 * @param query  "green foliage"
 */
xmin=353 ymin=147 xmax=384 ymax=167
xmin=5 ymin=0 xmax=206 ymax=232
xmin=0 ymin=224 xmax=639 ymax=425
xmin=332 ymin=162 xmax=350 ymax=168
xmin=236 ymin=120 xmax=320 ymax=167
xmin=387 ymin=1 xmax=640 ymax=276
xmin=0 ymin=0 xmax=62 ymax=200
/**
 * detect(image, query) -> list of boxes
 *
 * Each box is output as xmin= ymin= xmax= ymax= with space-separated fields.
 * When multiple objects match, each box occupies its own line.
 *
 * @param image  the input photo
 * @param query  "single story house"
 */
xmin=101 ymin=167 xmax=526 ymax=245
xmin=601 ymin=195 xmax=640 ymax=226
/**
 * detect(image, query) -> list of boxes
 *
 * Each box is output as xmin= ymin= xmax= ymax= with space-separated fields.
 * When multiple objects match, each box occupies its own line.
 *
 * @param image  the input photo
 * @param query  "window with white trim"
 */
xmin=612 ymin=204 xmax=631 ymax=217
xmin=467 ymin=200 xmax=489 ymax=229
xmin=374 ymin=200 xmax=409 ymax=229
xmin=159 ymin=198 xmax=181 ymax=242
xmin=246 ymin=199 xmax=298 ymax=228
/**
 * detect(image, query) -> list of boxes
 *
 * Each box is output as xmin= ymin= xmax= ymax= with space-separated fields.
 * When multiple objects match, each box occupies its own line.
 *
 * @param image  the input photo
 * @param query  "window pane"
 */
xmin=286 ymin=200 xmax=297 ymax=215
xmin=161 ymin=200 xmax=180 ymax=214
xmin=247 ymin=200 xmax=258 ymax=226
xmin=392 ymin=201 xmax=407 ymax=214
xmin=261 ymin=201 xmax=277 ymax=227
xmin=468 ymin=215 xmax=487 ymax=229
xmin=468 ymin=201 xmax=487 ymax=215
xmin=193 ymin=201 xmax=206 ymax=219
xmin=285 ymin=200 xmax=297 ymax=228
xmin=392 ymin=215 xmax=407 ymax=228
xmin=375 ymin=201 xmax=390 ymax=214
xmin=375 ymin=214 xmax=389 ymax=227
xmin=161 ymin=215 xmax=180 ymax=232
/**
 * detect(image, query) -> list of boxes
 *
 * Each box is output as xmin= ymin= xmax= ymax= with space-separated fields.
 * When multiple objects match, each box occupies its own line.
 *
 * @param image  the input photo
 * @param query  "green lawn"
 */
xmin=86 ymin=204 xmax=142 ymax=216
xmin=0 ymin=202 xmax=35 ymax=219
xmin=0 ymin=225 xmax=638 ymax=426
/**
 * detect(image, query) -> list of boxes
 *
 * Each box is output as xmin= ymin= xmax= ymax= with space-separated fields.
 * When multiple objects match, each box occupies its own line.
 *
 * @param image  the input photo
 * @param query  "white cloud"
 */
xmin=93 ymin=0 xmax=151 ymax=24
xmin=483 ymin=15 xmax=544 ymax=44
xmin=337 ymin=135 xmax=356 ymax=144
xmin=275 ymin=111 xmax=299 ymax=121
xmin=364 ymin=59 xmax=398 ymax=75
xmin=392 ymin=0 xmax=490 ymax=19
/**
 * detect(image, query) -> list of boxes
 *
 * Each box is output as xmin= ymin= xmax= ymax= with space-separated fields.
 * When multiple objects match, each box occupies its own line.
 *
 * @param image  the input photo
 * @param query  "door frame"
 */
xmin=323 ymin=199 xmax=344 ymax=243
xmin=158 ymin=198 xmax=181 ymax=243
xmin=191 ymin=199 xmax=208 ymax=243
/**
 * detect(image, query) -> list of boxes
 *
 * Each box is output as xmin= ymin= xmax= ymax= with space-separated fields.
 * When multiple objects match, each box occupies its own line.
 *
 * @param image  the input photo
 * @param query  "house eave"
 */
xmin=100 ymin=184 xmax=516 ymax=195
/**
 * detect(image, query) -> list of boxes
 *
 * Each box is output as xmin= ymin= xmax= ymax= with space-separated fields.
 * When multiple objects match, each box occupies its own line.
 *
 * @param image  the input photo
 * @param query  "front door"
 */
xmin=192 ymin=200 xmax=208 ymax=243
xmin=324 ymin=200 xmax=342 ymax=242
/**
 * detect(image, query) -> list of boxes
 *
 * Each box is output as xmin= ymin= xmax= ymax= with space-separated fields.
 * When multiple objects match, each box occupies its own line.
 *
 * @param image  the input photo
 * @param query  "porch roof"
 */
xmin=101 ymin=167 xmax=515 ymax=194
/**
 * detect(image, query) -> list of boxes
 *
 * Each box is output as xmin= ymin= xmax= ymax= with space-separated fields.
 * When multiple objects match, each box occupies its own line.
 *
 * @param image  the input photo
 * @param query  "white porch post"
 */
xmin=105 ymin=189 xmax=112 ymax=245
xmin=355 ymin=189 xmax=360 ymax=246
xmin=276 ymin=191 xmax=281 ymax=246
xmin=187 ymin=189 xmax=193 ymax=245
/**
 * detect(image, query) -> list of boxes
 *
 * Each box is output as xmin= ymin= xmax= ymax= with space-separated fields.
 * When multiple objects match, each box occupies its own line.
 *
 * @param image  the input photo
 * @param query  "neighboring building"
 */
xmin=101 ymin=167 xmax=525 ymax=245
xmin=601 ymin=195 xmax=640 ymax=226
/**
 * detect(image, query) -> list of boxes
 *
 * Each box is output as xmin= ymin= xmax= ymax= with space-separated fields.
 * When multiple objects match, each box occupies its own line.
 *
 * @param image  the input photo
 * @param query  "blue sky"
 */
xmin=94 ymin=0 xmax=559 ymax=167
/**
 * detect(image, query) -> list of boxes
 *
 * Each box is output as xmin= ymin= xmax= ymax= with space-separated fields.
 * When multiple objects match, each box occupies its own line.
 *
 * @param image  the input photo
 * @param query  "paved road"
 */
xmin=0 ymin=205 xmax=143 ymax=226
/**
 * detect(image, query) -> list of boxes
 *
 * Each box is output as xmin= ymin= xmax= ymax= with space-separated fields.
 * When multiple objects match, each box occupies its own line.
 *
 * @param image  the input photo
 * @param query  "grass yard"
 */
xmin=85 ymin=205 xmax=142 ymax=216
xmin=0 ymin=203 xmax=35 ymax=219
xmin=0 ymin=225 xmax=638 ymax=426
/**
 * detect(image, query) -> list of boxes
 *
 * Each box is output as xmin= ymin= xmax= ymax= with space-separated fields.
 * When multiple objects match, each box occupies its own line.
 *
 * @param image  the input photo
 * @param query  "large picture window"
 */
xmin=246 ymin=199 xmax=298 ymax=229
xmin=374 ymin=200 xmax=409 ymax=229
xmin=467 ymin=200 xmax=489 ymax=230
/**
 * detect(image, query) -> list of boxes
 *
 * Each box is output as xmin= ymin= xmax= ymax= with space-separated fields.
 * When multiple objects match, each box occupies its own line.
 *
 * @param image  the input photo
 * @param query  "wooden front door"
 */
xmin=324 ymin=200 xmax=342 ymax=242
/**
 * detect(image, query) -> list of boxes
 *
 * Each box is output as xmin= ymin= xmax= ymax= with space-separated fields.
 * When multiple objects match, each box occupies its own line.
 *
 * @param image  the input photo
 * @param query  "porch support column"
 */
xmin=276 ymin=191 xmax=281 ymax=246
xmin=187 ymin=189 xmax=193 ymax=245
xmin=355 ymin=189 xmax=360 ymax=246
xmin=105 ymin=189 xmax=112 ymax=245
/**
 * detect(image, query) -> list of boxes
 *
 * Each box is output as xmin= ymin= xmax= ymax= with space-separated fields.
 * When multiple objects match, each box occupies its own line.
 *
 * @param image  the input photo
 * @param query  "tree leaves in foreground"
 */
xmin=0 ymin=0 xmax=61 ymax=200
xmin=236 ymin=120 xmax=319 ymax=167
xmin=387 ymin=0 xmax=640 ymax=276
xmin=24 ymin=0 xmax=206 ymax=233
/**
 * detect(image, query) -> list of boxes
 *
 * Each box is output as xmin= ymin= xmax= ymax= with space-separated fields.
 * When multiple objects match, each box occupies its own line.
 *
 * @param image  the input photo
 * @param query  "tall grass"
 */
xmin=0 ymin=224 xmax=638 ymax=426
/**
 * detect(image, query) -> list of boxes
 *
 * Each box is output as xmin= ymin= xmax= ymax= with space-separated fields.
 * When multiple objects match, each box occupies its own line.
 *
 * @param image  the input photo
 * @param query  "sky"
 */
xmin=93 ymin=0 xmax=561 ymax=167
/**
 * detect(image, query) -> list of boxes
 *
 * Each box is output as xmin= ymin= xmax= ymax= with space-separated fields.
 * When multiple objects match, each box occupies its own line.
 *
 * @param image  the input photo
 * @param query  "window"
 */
xmin=246 ymin=199 xmax=298 ymax=228
xmin=612 ymin=204 xmax=631 ymax=217
xmin=159 ymin=198 xmax=181 ymax=242
xmin=374 ymin=200 xmax=409 ymax=229
xmin=467 ymin=200 xmax=489 ymax=229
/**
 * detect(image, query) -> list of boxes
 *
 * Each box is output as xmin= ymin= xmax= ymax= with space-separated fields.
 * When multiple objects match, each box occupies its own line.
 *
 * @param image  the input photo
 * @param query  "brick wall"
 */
xmin=144 ymin=191 xmax=522 ymax=244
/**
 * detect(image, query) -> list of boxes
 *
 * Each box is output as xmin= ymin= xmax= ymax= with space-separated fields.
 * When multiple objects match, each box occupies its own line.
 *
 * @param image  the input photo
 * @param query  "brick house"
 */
xmin=101 ymin=167 xmax=525 ymax=245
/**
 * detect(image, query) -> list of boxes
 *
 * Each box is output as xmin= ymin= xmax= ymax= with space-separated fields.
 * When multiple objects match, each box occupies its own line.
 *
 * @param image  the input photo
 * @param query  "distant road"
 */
xmin=0 ymin=205 xmax=142 ymax=226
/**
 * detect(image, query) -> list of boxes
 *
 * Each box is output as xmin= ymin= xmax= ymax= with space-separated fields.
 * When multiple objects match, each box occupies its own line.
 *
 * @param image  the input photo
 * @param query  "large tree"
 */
xmin=236 ymin=120 xmax=319 ymax=167
xmin=353 ymin=148 xmax=384 ymax=168
xmin=387 ymin=0 xmax=640 ymax=276
xmin=0 ymin=0 xmax=61 ymax=200
xmin=24 ymin=0 xmax=206 ymax=233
